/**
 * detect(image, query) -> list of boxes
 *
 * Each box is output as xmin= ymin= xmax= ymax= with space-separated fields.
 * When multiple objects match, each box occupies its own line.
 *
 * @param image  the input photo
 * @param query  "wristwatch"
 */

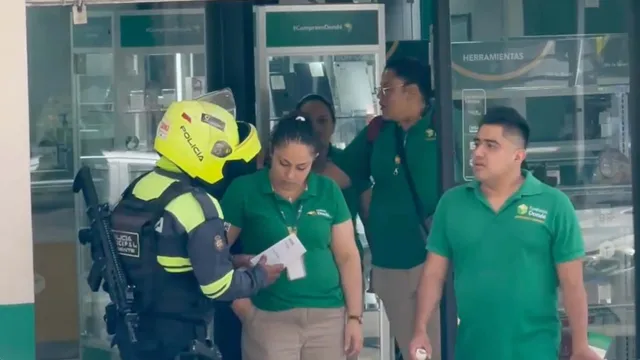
xmin=347 ymin=314 xmax=363 ymax=324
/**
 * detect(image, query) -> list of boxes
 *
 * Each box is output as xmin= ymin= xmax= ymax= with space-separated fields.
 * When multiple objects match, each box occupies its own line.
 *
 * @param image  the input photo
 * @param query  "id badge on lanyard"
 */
xmin=276 ymin=202 xmax=307 ymax=280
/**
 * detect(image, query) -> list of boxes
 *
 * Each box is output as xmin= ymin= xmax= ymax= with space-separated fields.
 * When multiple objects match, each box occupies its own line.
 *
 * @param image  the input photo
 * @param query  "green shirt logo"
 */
xmin=517 ymin=204 xmax=528 ymax=216
xmin=515 ymin=203 xmax=548 ymax=223
xmin=425 ymin=128 xmax=436 ymax=140
xmin=307 ymin=209 xmax=332 ymax=219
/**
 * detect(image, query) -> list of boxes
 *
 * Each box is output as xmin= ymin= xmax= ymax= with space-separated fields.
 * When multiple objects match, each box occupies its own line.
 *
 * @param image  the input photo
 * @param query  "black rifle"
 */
xmin=73 ymin=165 xmax=140 ymax=345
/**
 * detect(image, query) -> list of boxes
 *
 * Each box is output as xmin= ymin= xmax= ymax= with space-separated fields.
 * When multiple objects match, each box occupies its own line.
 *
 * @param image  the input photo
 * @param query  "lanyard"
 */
xmin=393 ymin=133 xmax=408 ymax=176
xmin=275 ymin=200 xmax=304 ymax=235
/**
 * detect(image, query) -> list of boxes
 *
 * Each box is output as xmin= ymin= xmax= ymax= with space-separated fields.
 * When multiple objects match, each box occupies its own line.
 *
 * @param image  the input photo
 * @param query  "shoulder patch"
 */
xmin=214 ymin=235 xmax=226 ymax=251
xmin=154 ymin=217 xmax=164 ymax=233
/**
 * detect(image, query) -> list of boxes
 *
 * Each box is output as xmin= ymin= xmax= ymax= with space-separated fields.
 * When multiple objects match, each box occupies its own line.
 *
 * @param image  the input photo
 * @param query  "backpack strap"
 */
xmin=151 ymin=181 xmax=195 ymax=219
xmin=121 ymin=169 xmax=221 ymax=226
xmin=190 ymin=188 xmax=222 ymax=221
xmin=152 ymin=182 xmax=221 ymax=222
xmin=365 ymin=116 xmax=387 ymax=177
xmin=121 ymin=170 xmax=154 ymax=199
xmin=394 ymin=126 xmax=430 ymax=237
xmin=366 ymin=116 xmax=385 ymax=143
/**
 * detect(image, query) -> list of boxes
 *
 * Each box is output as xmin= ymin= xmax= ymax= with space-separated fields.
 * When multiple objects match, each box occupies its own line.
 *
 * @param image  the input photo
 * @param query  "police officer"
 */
xmin=108 ymin=89 xmax=284 ymax=360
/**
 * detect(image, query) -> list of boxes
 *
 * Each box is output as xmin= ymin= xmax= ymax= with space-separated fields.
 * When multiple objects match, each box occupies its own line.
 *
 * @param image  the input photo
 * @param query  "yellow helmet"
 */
xmin=153 ymin=89 xmax=261 ymax=185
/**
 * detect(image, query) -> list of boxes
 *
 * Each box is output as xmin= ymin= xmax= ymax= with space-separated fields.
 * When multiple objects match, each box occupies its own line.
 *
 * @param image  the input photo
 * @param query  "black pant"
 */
xmin=115 ymin=316 xmax=212 ymax=360
xmin=213 ymin=302 xmax=243 ymax=360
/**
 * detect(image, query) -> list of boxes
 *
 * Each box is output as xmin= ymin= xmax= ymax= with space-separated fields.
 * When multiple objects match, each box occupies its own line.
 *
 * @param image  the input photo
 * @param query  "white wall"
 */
xmin=0 ymin=0 xmax=35 ymax=305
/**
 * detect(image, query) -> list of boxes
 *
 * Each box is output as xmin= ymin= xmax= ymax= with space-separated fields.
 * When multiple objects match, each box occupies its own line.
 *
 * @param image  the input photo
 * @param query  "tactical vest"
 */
xmin=109 ymin=171 xmax=209 ymax=320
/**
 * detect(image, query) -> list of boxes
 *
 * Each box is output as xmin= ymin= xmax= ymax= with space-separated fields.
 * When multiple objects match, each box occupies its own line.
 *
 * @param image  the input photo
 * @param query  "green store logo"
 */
xmin=517 ymin=204 xmax=529 ymax=216
xmin=515 ymin=203 xmax=549 ymax=223
xmin=293 ymin=22 xmax=353 ymax=33
xmin=145 ymin=25 xmax=201 ymax=34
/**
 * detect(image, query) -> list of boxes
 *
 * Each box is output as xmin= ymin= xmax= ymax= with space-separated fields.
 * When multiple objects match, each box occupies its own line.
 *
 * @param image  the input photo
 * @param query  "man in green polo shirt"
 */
xmin=333 ymin=57 xmax=442 ymax=360
xmin=409 ymin=107 xmax=599 ymax=360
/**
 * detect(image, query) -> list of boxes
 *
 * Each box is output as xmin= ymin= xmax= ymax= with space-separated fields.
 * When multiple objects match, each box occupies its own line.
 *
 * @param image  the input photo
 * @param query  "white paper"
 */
xmin=309 ymin=62 xmax=325 ymax=77
xmin=287 ymin=257 xmax=306 ymax=281
xmin=270 ymin=75 xmax=286 ymax=91
xmin=250 ymin=234 xmax=306 ymax=268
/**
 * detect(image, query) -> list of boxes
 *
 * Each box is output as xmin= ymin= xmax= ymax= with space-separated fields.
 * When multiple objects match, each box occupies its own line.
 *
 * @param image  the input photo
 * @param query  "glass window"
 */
xmin=27 ymin=3 xmax=206 ymax=359
xmin=267 ymin=54 xmax=378 ymax=147
xmin=449 ymin=0 xmax=632 ymax=358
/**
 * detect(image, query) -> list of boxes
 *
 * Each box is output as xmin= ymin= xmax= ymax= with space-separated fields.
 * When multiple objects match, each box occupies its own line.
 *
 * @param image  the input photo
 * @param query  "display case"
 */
xmin=71 ymin=8 xmax=207 ymax=359
xmin=254 ymin=4 xmax=391 ymax=359
xmin=451 ymin=33 xmax=633 ymax=359
xmin=266 ymin=53 xmax=378 ymax=149
xmin=254 ymin=4 xmax=385 ymax=148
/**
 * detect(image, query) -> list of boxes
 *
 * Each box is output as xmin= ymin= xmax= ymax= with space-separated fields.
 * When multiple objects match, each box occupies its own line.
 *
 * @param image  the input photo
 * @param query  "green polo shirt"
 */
xmin=328 ymin=145 xmax=371 ymax=263
xmin=221 ymin=169 xmax=352 ymax=311
xmin=334 ymin=114 xmax=439 ymax=269
xmin=427 ymin=171 xmax=585 ymax=360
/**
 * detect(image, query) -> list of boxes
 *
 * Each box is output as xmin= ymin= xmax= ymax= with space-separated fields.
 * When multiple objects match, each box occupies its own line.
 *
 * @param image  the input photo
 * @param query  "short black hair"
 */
xmin=480 ymin=106 xmax=530 ymax=148
xmin=270 ymin=111 xmax=319 ymax=153
xmin=384 ymin=57 xmax=433 ymax=100
xmin=295 ymin=94 xmax=336 ymax=124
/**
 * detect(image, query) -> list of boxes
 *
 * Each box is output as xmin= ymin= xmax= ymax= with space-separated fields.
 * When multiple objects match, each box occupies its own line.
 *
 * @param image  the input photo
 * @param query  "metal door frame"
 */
xmin=431 ymin=0 xmax=457 ymax=359
xmin=628 ymin=0 xmax=640 ymax=356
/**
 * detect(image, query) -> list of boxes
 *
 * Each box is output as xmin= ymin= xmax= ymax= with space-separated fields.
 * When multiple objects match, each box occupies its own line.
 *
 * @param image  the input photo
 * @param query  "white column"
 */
xmin=0 ymin=1 xmax=34 ymax=307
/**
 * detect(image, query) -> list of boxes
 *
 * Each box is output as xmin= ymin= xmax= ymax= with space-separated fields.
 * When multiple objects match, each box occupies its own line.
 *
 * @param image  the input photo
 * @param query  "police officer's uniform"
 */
xmin=104 ymin=90 xmax=267 ymax=360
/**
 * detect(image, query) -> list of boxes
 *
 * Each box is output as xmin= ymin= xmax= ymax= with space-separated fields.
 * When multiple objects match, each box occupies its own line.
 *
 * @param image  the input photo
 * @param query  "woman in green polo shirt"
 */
xmin=221 ymin=112 xmax=363 ymax=360
xmin=295 ymin=94 xmax=372 ymax=265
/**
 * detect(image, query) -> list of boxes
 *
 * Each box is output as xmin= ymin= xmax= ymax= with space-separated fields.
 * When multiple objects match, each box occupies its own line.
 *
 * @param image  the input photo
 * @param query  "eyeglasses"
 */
xmin=374 ymin=84 xmax=406 ymax=96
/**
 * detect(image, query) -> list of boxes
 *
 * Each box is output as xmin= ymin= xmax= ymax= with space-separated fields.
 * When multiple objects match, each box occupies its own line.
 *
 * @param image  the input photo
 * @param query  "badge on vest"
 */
xmin=114 ymin=230 xmax=141 ymax=258
xmin=214 ymin=235 xmax=226 ymax=251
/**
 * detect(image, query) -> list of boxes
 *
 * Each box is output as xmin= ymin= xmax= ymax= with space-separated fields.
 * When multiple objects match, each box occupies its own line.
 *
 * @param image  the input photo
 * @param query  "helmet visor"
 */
xmin=195 ymin=87 xmax=236 ymax=118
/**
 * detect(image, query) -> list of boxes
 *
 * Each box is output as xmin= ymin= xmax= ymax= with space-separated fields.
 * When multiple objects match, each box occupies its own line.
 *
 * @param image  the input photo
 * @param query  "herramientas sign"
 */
xmin=461 ymin=52 xmax=525 ymax=62
xmin=451 ymin=39 xmax=555 ymax=90
xmin=266 ymin=11 xmax=378 ymax=48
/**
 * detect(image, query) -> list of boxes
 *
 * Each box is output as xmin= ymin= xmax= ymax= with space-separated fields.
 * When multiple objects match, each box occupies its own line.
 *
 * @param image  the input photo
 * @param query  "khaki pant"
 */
xmin=372 ymin=264 xmax=441 ymax=360
xmin=241 ymin=307 xmax=346 ymax=360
